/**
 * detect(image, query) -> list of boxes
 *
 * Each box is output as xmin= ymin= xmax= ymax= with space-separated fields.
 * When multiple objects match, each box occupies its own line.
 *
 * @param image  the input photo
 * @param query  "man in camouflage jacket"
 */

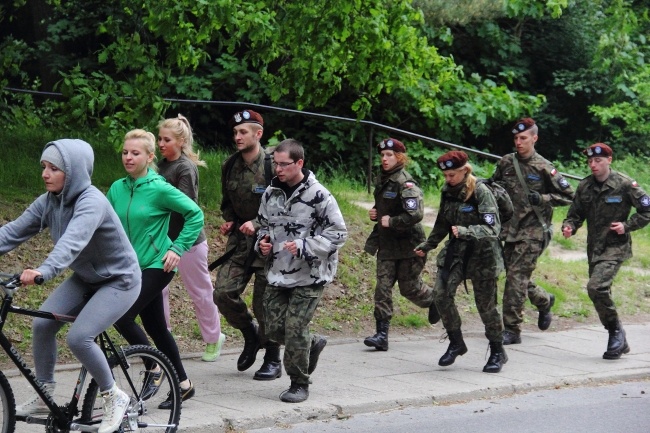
xmin=214 ymin=109 xmax=282 ymax=380
xmin=491 ymin=118 xmax=574 ymax=345
xmin=256 ymin=139 xmax=347 ymax=403
xmin=562 ymin=143 xmax=650 ymax=359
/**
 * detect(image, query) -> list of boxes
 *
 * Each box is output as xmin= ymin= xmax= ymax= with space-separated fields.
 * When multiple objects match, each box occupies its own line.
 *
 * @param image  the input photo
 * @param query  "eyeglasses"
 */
xmin=272 ymin=161 xmax=296 ymax=168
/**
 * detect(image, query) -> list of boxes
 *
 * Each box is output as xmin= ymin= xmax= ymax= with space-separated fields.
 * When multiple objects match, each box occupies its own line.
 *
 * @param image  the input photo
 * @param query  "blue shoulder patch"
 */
xmin=639 ymin=195 xmax=650 ymax=207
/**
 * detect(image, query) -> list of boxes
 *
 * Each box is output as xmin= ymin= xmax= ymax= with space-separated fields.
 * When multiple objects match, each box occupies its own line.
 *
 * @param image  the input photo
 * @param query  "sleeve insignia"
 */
xmin=404 ymin=198 xmax=418 ymax=210
xmin=559 ymin=177 xmax=570 ymax=189
xmin=483 ymin=213 xmax=496 ymax=226
xmin=404 ymin=181 xmax=414 ymax=189
xmin=640 ymin=195 xmax=650 ymax=207
xmin=551 ymin=168 xmax=557 ymax=176
xmin=632 ymin=180 xmax=639 ymax=187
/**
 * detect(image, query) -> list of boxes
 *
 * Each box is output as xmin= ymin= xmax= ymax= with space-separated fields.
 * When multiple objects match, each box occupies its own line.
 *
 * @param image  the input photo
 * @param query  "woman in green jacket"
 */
xmin=107 ymin=129 xmax=204 ymax=408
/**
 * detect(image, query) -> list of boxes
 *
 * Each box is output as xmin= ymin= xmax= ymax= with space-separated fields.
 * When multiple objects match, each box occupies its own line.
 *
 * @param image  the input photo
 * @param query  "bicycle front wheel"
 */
xmin=81 ymin=345 xmax=181 ymax=433
xmin=0 ymin=371 xmax=16 ymax=433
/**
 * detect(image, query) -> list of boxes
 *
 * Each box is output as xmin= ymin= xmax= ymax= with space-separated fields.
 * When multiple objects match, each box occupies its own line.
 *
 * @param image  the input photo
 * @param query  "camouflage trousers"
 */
xmin=373 ymin=256 xmax=434 ymax=321
xmin=433 ymin=264 xmax=503 ymax=342
xmin=587 ymin=260 xmax=623 ymax=326
xmin=213 ymin=259 xmax=278 ymax=349
xmin=502 ymin=240 xmax=553 ymax=333
xmin=263 ymin=284 xmax=324 ymax=386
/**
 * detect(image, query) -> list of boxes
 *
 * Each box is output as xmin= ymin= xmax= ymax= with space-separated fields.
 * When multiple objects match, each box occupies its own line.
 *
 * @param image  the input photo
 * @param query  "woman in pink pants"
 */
xmin=158 ymin=114 xmax=225 ymax=362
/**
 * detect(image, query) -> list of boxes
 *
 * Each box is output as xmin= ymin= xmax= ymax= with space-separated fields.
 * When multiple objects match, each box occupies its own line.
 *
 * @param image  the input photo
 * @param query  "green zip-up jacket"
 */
xmin=107 ymin=168 xmax=204 ymax=271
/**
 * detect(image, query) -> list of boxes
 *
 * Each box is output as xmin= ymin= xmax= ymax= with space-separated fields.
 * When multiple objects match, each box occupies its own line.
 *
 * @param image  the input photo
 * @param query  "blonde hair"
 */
xmin=124 ymin=129 xmax=158 ymax=171
xmin=462 ymin=163 xmax=477 ymax=201
xmin=157 ymin=114 xmax=207 ymax=168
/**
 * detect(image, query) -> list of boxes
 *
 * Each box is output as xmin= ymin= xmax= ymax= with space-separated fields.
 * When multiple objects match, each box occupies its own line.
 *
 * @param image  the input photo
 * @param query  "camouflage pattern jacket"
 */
xmin=256 ymin=170 xmax=348 ymax=288
xmin=563 ymin=170 xmax=650 ymax=263
xmin=491 ymin=152 xmax=573 ymax=242
xmin=363 ymin=167 xmax=425 ymax=260
xmin=419 ymin=181 xmax=504 ymax=280
xmin=220 ymin=149 xmax=268 ymax=266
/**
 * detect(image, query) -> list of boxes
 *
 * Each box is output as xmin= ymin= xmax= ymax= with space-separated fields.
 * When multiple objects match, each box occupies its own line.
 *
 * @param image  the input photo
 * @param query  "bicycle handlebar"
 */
xmin=0 ymin=272 xmax=45 ymax=296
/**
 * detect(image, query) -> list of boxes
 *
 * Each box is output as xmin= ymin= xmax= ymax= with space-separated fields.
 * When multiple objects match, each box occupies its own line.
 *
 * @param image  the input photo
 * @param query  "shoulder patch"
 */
xmin=551 ymin=168 xmax=557 ymax=176
xmin=559 ymin=177 xmax=570 ymax=189
xmin=483 ymin=213 xmax=496 ymax=226
xmin=640 ymin=195 xmax=650 ymax=208
xmin=632 ymin=180 xmax=639 ymax=187
xmin=404 ymin=197 xmax=418 ymax=210
xmin=404 ymin=181 xmax=415 ymax=189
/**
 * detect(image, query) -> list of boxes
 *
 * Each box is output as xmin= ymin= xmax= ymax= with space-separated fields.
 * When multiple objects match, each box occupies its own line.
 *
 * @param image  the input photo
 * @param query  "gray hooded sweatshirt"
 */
xmin=0 ymin=139 xmax=140 ymax=289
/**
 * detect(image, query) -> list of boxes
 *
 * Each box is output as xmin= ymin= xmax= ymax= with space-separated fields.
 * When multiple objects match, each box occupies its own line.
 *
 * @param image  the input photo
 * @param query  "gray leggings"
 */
xmin=32 ymin=274 xmax=140 ymax=391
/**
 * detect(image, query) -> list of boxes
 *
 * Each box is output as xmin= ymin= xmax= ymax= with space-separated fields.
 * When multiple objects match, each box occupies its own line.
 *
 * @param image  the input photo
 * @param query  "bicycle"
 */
xmin=0 ymin=272 xmax=182 ymax=433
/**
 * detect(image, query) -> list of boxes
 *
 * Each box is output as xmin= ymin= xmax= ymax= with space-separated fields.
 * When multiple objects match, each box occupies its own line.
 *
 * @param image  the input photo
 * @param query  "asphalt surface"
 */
xmin=6 ymin=322 xmax=650 ymax=432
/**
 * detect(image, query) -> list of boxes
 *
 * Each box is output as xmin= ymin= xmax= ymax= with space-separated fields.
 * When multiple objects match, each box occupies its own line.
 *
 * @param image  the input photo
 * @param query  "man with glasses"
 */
xmin=213 ymin=109 xmax=282 ymax=381
xmin=257 ymin=139 xmax=347 ymax=403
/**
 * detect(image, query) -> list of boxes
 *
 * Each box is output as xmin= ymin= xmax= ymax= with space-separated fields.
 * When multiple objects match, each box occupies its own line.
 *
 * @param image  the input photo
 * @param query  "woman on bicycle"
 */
xmin=107 ymin=129 xmax=203 ymax=408
xmin=0 ymin=139 xmax=141 ymax=433
xmin=157 ymin=114 xmax=225 ymax=362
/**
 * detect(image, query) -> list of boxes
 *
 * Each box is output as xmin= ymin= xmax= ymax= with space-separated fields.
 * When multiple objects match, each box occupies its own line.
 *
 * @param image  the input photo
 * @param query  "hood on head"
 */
xmin=43 ymin=139 xmax=94 ymax=204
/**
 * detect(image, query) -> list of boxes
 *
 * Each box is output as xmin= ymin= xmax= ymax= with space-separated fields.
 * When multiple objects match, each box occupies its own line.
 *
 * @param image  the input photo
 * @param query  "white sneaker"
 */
xmin=15 ymin=382 xmax=55 ymax=416
xmin=97 ymin=383 xmax=130 ymax=433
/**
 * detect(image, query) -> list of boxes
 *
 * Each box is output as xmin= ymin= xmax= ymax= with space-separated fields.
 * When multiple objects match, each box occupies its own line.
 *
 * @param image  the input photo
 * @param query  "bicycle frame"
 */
xmin=0 ymin=274 xmax=137 ymax=432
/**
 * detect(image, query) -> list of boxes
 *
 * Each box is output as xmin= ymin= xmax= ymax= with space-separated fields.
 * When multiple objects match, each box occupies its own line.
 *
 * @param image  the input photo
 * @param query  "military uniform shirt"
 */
xmin=563 ymin=170 xmax=650 ymax=263
xmin=421 ymin=182 xmax=504 ymax=280
xmin=492 ymin=152 xmax=573 ymax=242
xmin=365 ymin=168 xmax=425 ymax=260
xmin=220 ymin=149 xmax=269 ymax=265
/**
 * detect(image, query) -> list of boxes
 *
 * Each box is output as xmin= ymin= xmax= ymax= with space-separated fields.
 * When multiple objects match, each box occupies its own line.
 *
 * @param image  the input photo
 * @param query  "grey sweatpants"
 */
xmin=32 ymin=274 xmax=140 ymax=391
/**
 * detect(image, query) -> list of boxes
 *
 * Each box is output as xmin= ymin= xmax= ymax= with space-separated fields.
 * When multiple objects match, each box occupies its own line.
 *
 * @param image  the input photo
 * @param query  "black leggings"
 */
xmin=115 ymin=268 xmax=188 ymax=381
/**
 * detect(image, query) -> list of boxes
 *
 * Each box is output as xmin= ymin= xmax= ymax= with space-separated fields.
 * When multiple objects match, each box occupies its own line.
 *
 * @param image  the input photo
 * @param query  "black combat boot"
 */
xmin=603 ymin=320 xmax=630 ymax=360
xmin=308 ymin=335 xmax=328 ymax=374
xmin=237 ymin=321 xmax=261 ymax=371
xmin=364 ymin=320 xmax=389 ymax=351
xmin=253 ymin=345 xmax=282 ymax=380
xmin=483 ymin=341 xmax=508 ymax=373
xmin=502 ymin=329 xmax=521 ymax=345
xmin=438 ymin=329 xmax=468 ymax=366
xmin=279 ymin=381 xmax=309 ymax=403
xmin=428 ymin=302 xmax=440 ymax=325
xmin=538 ymin=294 xmax=555 ymax=331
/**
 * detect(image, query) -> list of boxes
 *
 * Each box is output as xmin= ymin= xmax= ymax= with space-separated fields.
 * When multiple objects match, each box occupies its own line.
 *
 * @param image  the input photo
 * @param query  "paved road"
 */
xmin=6 ymin=323 xmax=650 ymax=432
xmin=247 ymin=379 xmax=650 ymax=433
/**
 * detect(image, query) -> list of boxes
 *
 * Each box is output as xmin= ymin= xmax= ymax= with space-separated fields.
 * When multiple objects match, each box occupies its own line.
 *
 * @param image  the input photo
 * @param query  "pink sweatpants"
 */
xmin=162 ymin=240 xmax=222 ymax=343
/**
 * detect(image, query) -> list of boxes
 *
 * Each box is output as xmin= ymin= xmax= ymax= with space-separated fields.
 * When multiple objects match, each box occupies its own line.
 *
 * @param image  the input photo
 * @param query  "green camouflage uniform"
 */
xmin=363 ymin=167 xmax=434 ymax=321
xmin=214 ymin=149 xmax=275 ymax=348
xmin=418 ymin=180 xmax=504 ymax=342
xmin=491 ymin=152 xmax=573 ymax=335
xmin=562 ymin=170 xmax=650 ymax=326
xmin=256 ymin=170 xmax=347 ymax=386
